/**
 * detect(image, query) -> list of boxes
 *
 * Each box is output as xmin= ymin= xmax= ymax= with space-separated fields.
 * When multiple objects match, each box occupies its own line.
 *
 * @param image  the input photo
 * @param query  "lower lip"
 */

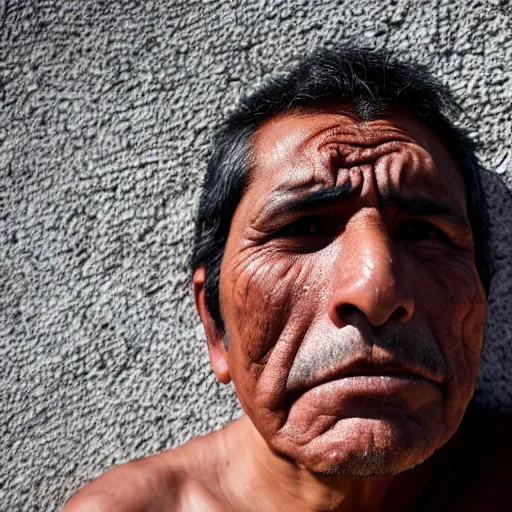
xmin=315 ymin=374 xmax=432 ymax=392
xmin=299 ymin=374 xmax=442 ymax=408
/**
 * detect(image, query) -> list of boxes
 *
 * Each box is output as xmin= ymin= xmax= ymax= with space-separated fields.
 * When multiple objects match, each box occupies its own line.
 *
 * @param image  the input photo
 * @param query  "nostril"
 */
xmin=336 ymin=303 xmax=360 ymax=320
xmin=391 ymin=306 xmax=411 ymax=323
xmin=333 ymin=303 xmax=412 ymax=327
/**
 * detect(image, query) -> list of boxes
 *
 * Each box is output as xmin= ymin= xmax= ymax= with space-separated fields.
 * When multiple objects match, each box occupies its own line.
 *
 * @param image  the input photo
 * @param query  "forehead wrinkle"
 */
xmin=253 ymin=123 xmax=333 ymax=175
xmin=252 ymin=112 xmax=363 ymax=173
xmin=249 ymin=121 xmax=367 ymax=211
xmin=315 ymin=124 xmax=415 ymax=153
xmin=367 ymin=137 xmax=468 ymax=214
xmin=247 ymin=125 xmax=346 ymax=219
xmin=251 ymin=114 xmax=430 ymax=193
xmin=246 ymin=109 xmax=467 ymax=225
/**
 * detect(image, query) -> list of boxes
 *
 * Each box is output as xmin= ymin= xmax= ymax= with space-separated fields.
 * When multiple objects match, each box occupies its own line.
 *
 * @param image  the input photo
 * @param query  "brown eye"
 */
xmin=272 ymin=216 xmax=342 ymax=253
xmin=279 ymin=217 xmax=323 ymax=237
xmin=396 ymin=220 xmax=447 ymax=242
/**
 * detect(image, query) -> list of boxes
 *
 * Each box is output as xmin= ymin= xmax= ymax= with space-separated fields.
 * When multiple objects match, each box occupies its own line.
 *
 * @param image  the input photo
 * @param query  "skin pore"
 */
xmin=64 ymin=104 xmax=488 ymax=512
xmin=196 ymin=105 xmax=486 ymax=511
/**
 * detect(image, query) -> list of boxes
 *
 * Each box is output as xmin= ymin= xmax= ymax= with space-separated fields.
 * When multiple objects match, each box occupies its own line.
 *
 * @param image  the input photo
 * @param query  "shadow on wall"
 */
xmin=475 ymin=169 xmax=512 ymax=412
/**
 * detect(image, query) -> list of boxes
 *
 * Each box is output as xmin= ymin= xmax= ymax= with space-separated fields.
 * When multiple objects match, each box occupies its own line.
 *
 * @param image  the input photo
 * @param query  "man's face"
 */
xmin=214 ymin=106 xmax=486 ymax=477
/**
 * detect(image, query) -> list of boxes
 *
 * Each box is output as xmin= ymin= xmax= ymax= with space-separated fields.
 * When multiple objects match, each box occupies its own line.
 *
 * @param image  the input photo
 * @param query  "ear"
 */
xmin=193 ymin=266 xmax=231 ymax=384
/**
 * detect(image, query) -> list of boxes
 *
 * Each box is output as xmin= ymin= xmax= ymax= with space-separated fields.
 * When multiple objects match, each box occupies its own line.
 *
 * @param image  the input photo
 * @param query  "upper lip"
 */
xmin=286 ymin=357 xmax=446 ymax=394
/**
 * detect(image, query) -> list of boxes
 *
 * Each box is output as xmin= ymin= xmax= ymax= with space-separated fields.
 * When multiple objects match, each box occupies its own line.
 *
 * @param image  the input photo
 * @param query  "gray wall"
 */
xmin=1 ymin=0 xmax=511 ymax=510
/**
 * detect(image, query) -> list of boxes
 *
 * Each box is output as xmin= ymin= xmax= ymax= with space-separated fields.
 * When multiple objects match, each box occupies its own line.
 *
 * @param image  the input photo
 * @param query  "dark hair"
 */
xmin=191 ymin=46 xmax=493 ymax=332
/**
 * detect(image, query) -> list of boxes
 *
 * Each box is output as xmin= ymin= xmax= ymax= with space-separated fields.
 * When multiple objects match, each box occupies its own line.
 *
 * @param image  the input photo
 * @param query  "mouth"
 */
xmin=286 ymin=361 xmax=445 ymax=395
xmin=290 ymin=372 xmax=444 ymax=415
xmin=306 ymin=369 xmax=435 ymax=393
xmin=333 ymin=370 xmax=426 ymax=381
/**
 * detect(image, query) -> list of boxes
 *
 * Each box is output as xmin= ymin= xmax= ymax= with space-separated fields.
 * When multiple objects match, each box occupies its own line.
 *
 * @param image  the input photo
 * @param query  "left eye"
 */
xmin=395 ymin=220 xmax=447 ymax=242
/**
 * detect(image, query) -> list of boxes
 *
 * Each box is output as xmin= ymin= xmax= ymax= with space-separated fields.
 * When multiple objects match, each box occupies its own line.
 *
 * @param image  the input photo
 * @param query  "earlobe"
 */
xmin=193 ymin=266 xmax=231 ymax=384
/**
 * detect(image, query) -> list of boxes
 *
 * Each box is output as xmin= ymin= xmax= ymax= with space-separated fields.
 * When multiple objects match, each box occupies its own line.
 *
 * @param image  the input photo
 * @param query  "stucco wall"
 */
xmin=1 ymin=1 xmax=511 ymax=509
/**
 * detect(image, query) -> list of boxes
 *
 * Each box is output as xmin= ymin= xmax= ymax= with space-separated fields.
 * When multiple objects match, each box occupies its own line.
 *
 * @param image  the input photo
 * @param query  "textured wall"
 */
xmin=1 ymin=0 xmax=511 ymax=510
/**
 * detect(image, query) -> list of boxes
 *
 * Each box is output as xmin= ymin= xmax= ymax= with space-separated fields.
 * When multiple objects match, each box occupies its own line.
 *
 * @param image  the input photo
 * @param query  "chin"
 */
xmin=274 ymin=415 xmax=444 ymax=478
xmin=313 ymin=449 xmax=426 ymax=479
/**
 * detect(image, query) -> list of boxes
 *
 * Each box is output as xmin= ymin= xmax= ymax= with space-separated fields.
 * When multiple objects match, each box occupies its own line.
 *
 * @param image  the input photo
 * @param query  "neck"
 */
xmin=220 ymin=416 xmax=438 ymax=512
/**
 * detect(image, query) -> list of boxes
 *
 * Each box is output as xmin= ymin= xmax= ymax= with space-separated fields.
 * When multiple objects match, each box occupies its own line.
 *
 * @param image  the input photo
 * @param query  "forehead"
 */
xmin=246 ymin=106 xmax=467 ymax=212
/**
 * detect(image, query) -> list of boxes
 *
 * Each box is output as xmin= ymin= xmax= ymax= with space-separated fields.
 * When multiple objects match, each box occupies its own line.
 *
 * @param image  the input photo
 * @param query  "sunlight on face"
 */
xmin=219 ymin=107 xmax=486 ymax=476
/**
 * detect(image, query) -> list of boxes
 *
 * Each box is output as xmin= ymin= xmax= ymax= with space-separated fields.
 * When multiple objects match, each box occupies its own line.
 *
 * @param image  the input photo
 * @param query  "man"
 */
xmin=64 ymin=47 xmax=511 ymax=511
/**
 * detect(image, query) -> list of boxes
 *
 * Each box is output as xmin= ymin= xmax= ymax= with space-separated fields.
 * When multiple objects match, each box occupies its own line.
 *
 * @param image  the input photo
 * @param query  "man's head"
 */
xmin=191 ymin=47 xmax=492 ymax=478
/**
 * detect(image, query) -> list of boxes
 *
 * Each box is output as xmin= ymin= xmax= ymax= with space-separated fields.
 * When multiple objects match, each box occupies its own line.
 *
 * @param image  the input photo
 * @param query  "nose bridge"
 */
xmin=329 ymin=216 xmax=414 ymax=327
xmin=361 ymin=227 xmax=396 ymax=297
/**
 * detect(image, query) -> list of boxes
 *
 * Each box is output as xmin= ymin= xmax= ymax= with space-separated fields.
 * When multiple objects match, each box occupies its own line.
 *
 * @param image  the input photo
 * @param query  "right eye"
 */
xmin=278 ymin=216 xmax=323 ymax=237
xmin=272 ymin=217 xmax=342 ymax=255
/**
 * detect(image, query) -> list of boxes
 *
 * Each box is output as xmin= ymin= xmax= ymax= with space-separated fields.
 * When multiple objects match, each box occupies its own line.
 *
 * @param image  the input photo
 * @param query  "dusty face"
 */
xmin=215 ymin=106 xmax=486 ymax=477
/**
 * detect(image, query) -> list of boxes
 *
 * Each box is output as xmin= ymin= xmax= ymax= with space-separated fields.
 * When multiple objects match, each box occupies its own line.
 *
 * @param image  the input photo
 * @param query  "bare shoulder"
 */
xmin=62 ymin=453 xmax=182 ymax=512
xmin=62 ymin=428 xmax=230 ymax=512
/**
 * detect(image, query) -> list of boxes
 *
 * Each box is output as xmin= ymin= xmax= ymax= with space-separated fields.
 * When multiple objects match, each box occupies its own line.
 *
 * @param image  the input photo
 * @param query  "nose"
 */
xmin=327 ymin=223 xmax=415 ymax=328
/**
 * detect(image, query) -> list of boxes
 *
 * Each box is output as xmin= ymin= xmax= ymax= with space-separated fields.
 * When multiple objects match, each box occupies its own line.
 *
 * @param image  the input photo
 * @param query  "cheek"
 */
xmin=222 ymin=248 xmax=311 ymax=364
xmin=415 ymin=255 xmax=486 ymax=435
xmin=418 ymin=255 xmax=485 ymax=357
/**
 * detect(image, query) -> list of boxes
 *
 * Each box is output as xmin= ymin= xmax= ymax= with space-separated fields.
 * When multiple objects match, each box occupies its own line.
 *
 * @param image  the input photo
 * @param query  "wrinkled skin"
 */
xmin=210 ymin=105 xmax=486 ymax=477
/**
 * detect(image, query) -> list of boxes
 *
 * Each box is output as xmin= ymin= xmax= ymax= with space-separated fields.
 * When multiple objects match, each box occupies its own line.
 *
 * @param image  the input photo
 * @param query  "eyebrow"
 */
xmin=383 ymin=189 xmax=470 ymax=230
xmin=258 ymin=182 xmax=470 ymax=230
xmin=286 ymin=180 xmax=353 ymax=212
xmin=253 ymin=181 xmax=353 ymax=226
